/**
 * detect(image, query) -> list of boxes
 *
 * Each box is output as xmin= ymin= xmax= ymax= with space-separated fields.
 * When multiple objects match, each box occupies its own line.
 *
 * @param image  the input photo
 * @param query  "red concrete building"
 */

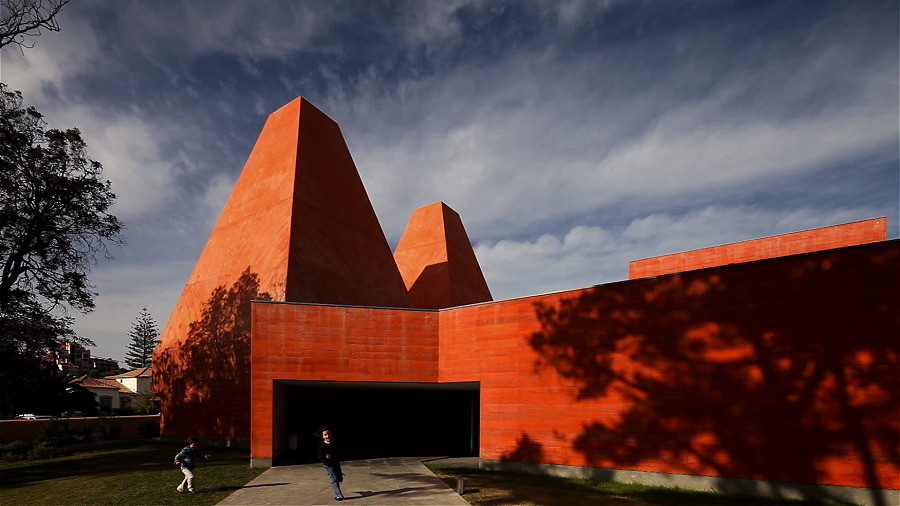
xmin=156 ymin=97 xmax=899 ymax=504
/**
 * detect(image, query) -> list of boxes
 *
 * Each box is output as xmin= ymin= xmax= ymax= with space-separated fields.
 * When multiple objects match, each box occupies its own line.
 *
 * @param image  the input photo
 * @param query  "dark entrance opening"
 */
xmin=273 ymin=380 xmax=479 ymax=465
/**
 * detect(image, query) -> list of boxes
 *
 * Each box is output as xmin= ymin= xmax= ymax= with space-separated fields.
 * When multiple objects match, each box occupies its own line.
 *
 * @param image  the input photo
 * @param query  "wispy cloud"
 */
xmin=333 ymin=13 xmax=897 ymax=241
xmin=0 ymin=11 xmax=101 ymax=98
xmin=44 ymin=105 xmax=177 ymax=219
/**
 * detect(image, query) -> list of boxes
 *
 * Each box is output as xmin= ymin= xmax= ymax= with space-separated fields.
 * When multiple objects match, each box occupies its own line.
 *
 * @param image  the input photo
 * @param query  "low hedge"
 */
xmin=1 ymin=418 xmax=124 ymax=462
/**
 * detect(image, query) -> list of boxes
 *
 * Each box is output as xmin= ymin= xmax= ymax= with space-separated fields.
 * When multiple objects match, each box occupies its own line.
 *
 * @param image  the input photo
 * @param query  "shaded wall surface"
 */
xmin=252 ymin=240 xmax=899 ymax=491
xmin=629 ymin=217 xmax=888 ymax=278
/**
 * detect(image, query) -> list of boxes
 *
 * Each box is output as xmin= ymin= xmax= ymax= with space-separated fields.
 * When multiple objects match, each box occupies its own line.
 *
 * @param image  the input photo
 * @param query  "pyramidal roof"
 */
xmin=394 ymin=201 xmax=492 ymax=309
xmin=159 ymin=97 xmax=410 ymax=348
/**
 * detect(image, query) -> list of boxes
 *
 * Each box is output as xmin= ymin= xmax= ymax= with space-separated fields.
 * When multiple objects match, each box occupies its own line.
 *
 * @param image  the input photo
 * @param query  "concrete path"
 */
xmin=218 ymin=457 xmax=469 ymax=505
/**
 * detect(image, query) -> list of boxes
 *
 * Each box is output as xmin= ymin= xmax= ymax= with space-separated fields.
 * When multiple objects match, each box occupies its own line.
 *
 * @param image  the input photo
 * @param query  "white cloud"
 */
xmin=0 ymin=11 xmax=102 ymax=99
xmin=333 ymin=20 xmax=897 ymax=243
xmin=0 ymin=11 xmax=185 ymax=221
xmin=553 ymin=0 xmax=616 ymax=28
xmin=395 ymin=0 xmax=469 ymax=47
xmin=43 ymin=105 xmax=178 ymax=220
xmin=121 ymin=1 xmax=330 ymax=61
xmin=589 ymin=98 xmax=897 ymax=204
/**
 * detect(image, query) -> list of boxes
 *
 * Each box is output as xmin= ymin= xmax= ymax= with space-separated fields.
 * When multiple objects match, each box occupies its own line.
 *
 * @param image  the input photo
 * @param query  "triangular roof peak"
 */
xmin=394 ymin=201 xmax=491 ymax=309
xmin=266 ymin=96 xmax=337 ymax=126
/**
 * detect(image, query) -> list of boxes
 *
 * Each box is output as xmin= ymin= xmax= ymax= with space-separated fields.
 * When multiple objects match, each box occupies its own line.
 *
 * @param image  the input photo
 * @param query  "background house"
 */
xmin=107 ymin=366 xmax=152 ymax=394
xmin=47 ymin=341 xmax=120 ymax=376
xmin=70 ymin=376 xmax=136 ymax=414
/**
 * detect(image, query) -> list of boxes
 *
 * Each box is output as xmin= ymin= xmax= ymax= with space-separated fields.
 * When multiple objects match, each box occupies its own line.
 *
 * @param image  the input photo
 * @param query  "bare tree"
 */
xmin=0 ymin=0 xmax=70 ymax=50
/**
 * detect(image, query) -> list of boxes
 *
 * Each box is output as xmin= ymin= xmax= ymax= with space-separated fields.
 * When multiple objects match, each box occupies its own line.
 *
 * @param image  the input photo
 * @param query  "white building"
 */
xmin=107 ymin=366 xmax=153 ymax=394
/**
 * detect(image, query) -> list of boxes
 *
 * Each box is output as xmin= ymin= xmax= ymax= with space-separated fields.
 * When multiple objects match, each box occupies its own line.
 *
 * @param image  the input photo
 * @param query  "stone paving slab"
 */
xmin=218 ymin=457 xmax=469 ymax=505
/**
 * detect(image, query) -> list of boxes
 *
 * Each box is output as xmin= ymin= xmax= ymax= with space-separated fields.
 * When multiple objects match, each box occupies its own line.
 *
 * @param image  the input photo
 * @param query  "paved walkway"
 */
xmin=218 ymin=457 xmax=470 ymax=505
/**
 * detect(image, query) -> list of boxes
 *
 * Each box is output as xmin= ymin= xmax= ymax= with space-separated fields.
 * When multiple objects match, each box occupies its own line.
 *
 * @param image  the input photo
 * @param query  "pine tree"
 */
xmin=125 ymin=308 xmax=159 ymax=369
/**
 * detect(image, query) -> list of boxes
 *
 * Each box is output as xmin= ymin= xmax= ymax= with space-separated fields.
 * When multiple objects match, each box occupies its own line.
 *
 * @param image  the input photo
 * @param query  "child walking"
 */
xmin=317 ymin=427 xmax=345 ymax=501
xmin=174 ymin=436 xmax=209 ymax=493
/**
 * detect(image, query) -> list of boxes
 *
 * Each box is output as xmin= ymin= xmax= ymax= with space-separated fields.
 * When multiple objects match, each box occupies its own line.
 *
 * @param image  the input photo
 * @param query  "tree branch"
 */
xmin=0 ymin=0 xmax=70 ymax=50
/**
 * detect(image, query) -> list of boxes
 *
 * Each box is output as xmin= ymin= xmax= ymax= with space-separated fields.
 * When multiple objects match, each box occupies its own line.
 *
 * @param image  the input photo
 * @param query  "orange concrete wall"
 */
xmin=629 ymin=217 xmax=888 ymax=278
xmin=250 ymin=302 xmax=438 ymax=460
xmin=441 ymin=240 xmax=900 ymax=489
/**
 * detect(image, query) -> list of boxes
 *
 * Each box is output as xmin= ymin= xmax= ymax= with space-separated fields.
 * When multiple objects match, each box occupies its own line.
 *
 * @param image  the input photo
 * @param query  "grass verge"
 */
xmin=0 ymin=439 xmax=264 ymax=505
xmin=425 ymin=466 xmax=845 ymax=506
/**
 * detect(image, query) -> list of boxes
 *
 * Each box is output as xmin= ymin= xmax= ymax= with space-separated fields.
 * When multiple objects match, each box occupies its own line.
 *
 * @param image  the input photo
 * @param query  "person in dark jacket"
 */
xmin=174 ymin=436 xmax=209 ymax=493
xmin=317 ymin=427 xmax=345 ymax=501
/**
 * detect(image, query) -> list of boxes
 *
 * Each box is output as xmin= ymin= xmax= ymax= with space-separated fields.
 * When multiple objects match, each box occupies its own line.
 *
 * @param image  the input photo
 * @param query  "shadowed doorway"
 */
xmin=273 ymin=380 xmax=479 ymax=465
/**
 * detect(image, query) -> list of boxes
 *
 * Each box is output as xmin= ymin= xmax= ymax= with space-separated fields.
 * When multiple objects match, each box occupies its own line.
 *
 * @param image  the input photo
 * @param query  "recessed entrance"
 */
xmin=273 ymin=380 xmax=479 ymax=465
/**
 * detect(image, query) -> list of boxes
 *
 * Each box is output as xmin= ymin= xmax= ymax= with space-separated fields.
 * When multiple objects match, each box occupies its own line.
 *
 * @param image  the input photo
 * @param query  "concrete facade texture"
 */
xmin=157 ymin=96 xmax=898 ymax=500
xmin=629 ymin=217 xmax=888 ymax=278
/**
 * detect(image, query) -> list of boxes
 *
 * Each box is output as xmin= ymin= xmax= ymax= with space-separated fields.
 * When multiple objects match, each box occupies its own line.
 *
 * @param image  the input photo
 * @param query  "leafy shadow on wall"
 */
xmin=526 ymin=247 xmax=898 ymax=504
xmin=154 ymin=267 xmax=271 ymax=440
xmin=500 ymin=433 xmax=545 ymax=463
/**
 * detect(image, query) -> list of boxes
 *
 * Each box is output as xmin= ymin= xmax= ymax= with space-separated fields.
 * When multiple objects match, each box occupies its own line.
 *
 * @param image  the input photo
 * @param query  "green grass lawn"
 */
xmin=426 ymin=466 xmax=845 ymax=506
xmin=0 ymin=439 xmax=265 ymax=505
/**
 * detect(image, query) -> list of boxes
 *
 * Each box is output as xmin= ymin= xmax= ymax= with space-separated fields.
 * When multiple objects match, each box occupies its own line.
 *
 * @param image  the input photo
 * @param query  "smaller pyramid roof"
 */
xmin=393 ymin=201 xmax=492 ymax=309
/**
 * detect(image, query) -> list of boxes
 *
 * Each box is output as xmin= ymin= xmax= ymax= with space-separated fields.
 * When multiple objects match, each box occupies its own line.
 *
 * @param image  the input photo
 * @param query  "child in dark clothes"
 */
xmin=174 ymin=436 xmax=209 ymax=493
xmin=317 ymin=427 xmax=345 ymax=501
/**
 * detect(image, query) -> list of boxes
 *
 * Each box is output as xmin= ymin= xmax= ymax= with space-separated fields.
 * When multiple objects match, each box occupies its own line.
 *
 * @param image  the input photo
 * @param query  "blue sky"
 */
xmin=2 ymin=0 xmax=897 ymax=363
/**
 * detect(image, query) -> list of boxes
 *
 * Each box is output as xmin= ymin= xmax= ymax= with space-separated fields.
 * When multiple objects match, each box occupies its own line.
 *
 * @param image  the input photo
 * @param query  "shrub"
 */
xmin=2 ymin=440 xmax=32 ymax=454
xmin=0 ymin=441 xmax=32 ymax=462
xmin=33 ymin=418 xmax=120 ymax=448
xmin=87 ymin=417 xmax=121 ymax=441
xmin=35 ymin=420 xmax=77 ymax=446
xmin=51 ymin=434 xmax=80 ymax=447
xmin=2 ymin=452 xmax=24 ymax=462
xmin=27 ymin=443 xmax=56 ymax=460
